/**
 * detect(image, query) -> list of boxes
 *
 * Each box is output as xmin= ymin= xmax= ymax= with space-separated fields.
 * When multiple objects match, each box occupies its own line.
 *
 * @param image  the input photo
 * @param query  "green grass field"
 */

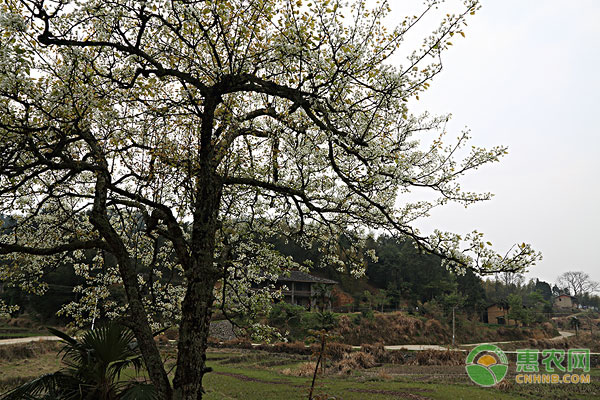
xmin=201 ymin=350 xmax=600 ymax=399
xmin=2 ymin=345 xmax=600 ymax=399
xmin=0 ymin=322 xmax=48 ymax=340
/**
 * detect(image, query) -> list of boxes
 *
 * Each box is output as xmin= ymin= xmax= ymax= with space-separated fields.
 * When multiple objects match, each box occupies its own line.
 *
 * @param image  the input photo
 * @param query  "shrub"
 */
xmin=268 ymin=303 xmax=305 ymax=330
xmin=421 ymin=299 xmax=444 ymax=321
xmin=360 ymin=309 xmax=375 ymax=321
xmin=300 ymin=312 xmax=329 ymax=333
xmin=316 ymin=312 xmax=338 ymax=331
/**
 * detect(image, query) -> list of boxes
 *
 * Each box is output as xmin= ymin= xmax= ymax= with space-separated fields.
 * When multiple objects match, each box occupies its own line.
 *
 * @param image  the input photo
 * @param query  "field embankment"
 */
xmin=332 ymin=312 xmax=557 ymax=346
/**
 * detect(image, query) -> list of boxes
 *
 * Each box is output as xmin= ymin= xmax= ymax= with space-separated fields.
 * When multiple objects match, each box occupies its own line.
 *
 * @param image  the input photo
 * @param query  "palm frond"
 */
xmin=2 ymin=323 xmax=152 ymax=400
xmin=108 ymin=355 xmax=144 ymax=382
xmin=46 ymin=327 xmax=78 ymax=346
xmin=0 ymin=372 xmax=79 ymax=400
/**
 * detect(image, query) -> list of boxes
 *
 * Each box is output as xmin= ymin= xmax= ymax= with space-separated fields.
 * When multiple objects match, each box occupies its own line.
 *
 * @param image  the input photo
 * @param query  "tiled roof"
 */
xmin=277 ymin=270 xmax=337 ymax=284
xmin=555 ymin=294 xmax=578 ymax=300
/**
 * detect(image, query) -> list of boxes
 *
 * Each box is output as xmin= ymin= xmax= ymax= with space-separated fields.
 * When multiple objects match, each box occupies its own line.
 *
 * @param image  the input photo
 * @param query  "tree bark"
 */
xmin=173 ymin=270 xmax=218 ymax=399
xmin=172 ymin=178 xmax=222 ymax=399
xmin=173 ymin=94 xmax=223 ymax=398
xmin=89 ymin=171 xmax=173 ymax=400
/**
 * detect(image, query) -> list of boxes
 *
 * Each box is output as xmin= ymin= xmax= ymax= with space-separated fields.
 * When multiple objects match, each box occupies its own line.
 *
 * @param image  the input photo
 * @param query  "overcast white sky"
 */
xmin=382 ymin=0 xmax=600 ymax=285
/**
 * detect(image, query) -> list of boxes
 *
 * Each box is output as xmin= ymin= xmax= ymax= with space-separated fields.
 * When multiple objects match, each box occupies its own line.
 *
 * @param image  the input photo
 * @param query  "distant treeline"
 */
xmin=2 ymin=223 xmax=600 ymax=323
xmin=270 ymin=233 xmax=600 ymax=316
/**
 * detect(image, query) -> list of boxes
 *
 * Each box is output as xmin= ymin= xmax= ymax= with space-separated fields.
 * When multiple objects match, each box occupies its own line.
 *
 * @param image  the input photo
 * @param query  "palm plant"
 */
xmin=311 ymin=284 xmax=333 ymax=313
xmin=570 ymin=316 xmax=581 ymax=337
xmin=0 ymin=323 xmax=156 ymax=400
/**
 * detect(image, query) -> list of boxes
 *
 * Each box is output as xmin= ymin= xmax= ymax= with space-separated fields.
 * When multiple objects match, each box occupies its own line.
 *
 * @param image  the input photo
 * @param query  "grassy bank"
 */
xmin=332 ymin=312 xmax=557 ymax=346
xmin=3 ymin=341 xmax=600 ymax=399
xmin=264 ymin=306 xmax=559 ymax=346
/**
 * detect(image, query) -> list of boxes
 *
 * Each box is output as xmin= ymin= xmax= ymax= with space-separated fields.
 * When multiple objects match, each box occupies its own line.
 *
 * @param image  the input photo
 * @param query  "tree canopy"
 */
xmin=556 ymin=271 xmax=598 ymax=298
xmin=0 ymin=0 xmax=540 ymax=398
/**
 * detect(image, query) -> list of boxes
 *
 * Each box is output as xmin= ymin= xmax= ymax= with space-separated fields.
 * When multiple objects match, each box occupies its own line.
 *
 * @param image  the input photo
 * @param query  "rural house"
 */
xmin=275 ymin=271 xmax=337 ymax=311
xmin=485 ymin=303 xmax=517 ymax=325
xmin=553 ymin=294 xmax=578 ymax=310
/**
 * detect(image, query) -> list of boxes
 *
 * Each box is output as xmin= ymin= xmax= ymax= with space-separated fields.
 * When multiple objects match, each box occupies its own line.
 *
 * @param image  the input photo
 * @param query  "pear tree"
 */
xmin=0 ymin=0 xmax=540 ymax=398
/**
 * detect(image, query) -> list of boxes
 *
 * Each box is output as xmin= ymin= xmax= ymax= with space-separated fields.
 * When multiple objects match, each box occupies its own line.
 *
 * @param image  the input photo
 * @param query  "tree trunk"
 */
xmin=173 ymin=165 xmax=222 ymax=399
xmin=173 ymin=272 xmax=218 ymax=399
xmin=89 ymin=165 xmax=173 ymax=399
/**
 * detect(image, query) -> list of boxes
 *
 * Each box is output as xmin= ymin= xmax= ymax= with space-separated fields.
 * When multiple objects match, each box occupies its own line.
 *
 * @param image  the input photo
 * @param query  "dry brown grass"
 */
xmin=360 ymin=343 xmax=386 ymax=360
xmin=566 ymin=333 xmax=600 ymax=351
xmin=541 ymin=322 xmax=559 ymax=337
xmin=376 ymin=370 xmax=393 ymax=381
xmin=324 ymin=342 xmax=353 ymax=361
xmin=0 ymin=341 xmax=60 ymax=362
xmin=335 ymin=312 xmax=549 ymax=346
xmin=337 ymin=312 xmax=430 ymax=346
xmin=359 ymin=343 xmax=405 ymax=364
xmin=272 ymin=341 xmax=311 ymax=355
xmin=0 ymin=346 xmax=62 ymax=393
xmin=332 ymin=351 xmax=377 ymax=374
xmin=212 ymin=339 xmax=352 ymax=360
xmin=424 ymin=319 xmax=446 ymax=337
xmin=281 ymin=361 xmax=317 ymax=377
xmin=494 ymin=378 xmax=513 ymax=391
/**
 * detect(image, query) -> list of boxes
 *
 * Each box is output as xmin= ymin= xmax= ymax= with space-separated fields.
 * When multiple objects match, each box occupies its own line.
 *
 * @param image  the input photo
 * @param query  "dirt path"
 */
xmin=380 ymin=330 xmax=577 ymax=352
xmin=0 ymin=336 xmax=60 ymax=346
xmin=459 ymin=330 xmax=574 ymax=348
xmin=556 ymin=330 xmax=575 ymax=339
xmin=381 ymin=344 xmax=457 ymax=351
xmin=3 ymin=330 xmax=576 ymax=350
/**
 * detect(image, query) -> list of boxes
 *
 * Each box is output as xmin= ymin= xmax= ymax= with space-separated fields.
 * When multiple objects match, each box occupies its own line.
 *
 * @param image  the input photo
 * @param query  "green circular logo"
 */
xmin=465 ymin=344 xmax=508 ymax=387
